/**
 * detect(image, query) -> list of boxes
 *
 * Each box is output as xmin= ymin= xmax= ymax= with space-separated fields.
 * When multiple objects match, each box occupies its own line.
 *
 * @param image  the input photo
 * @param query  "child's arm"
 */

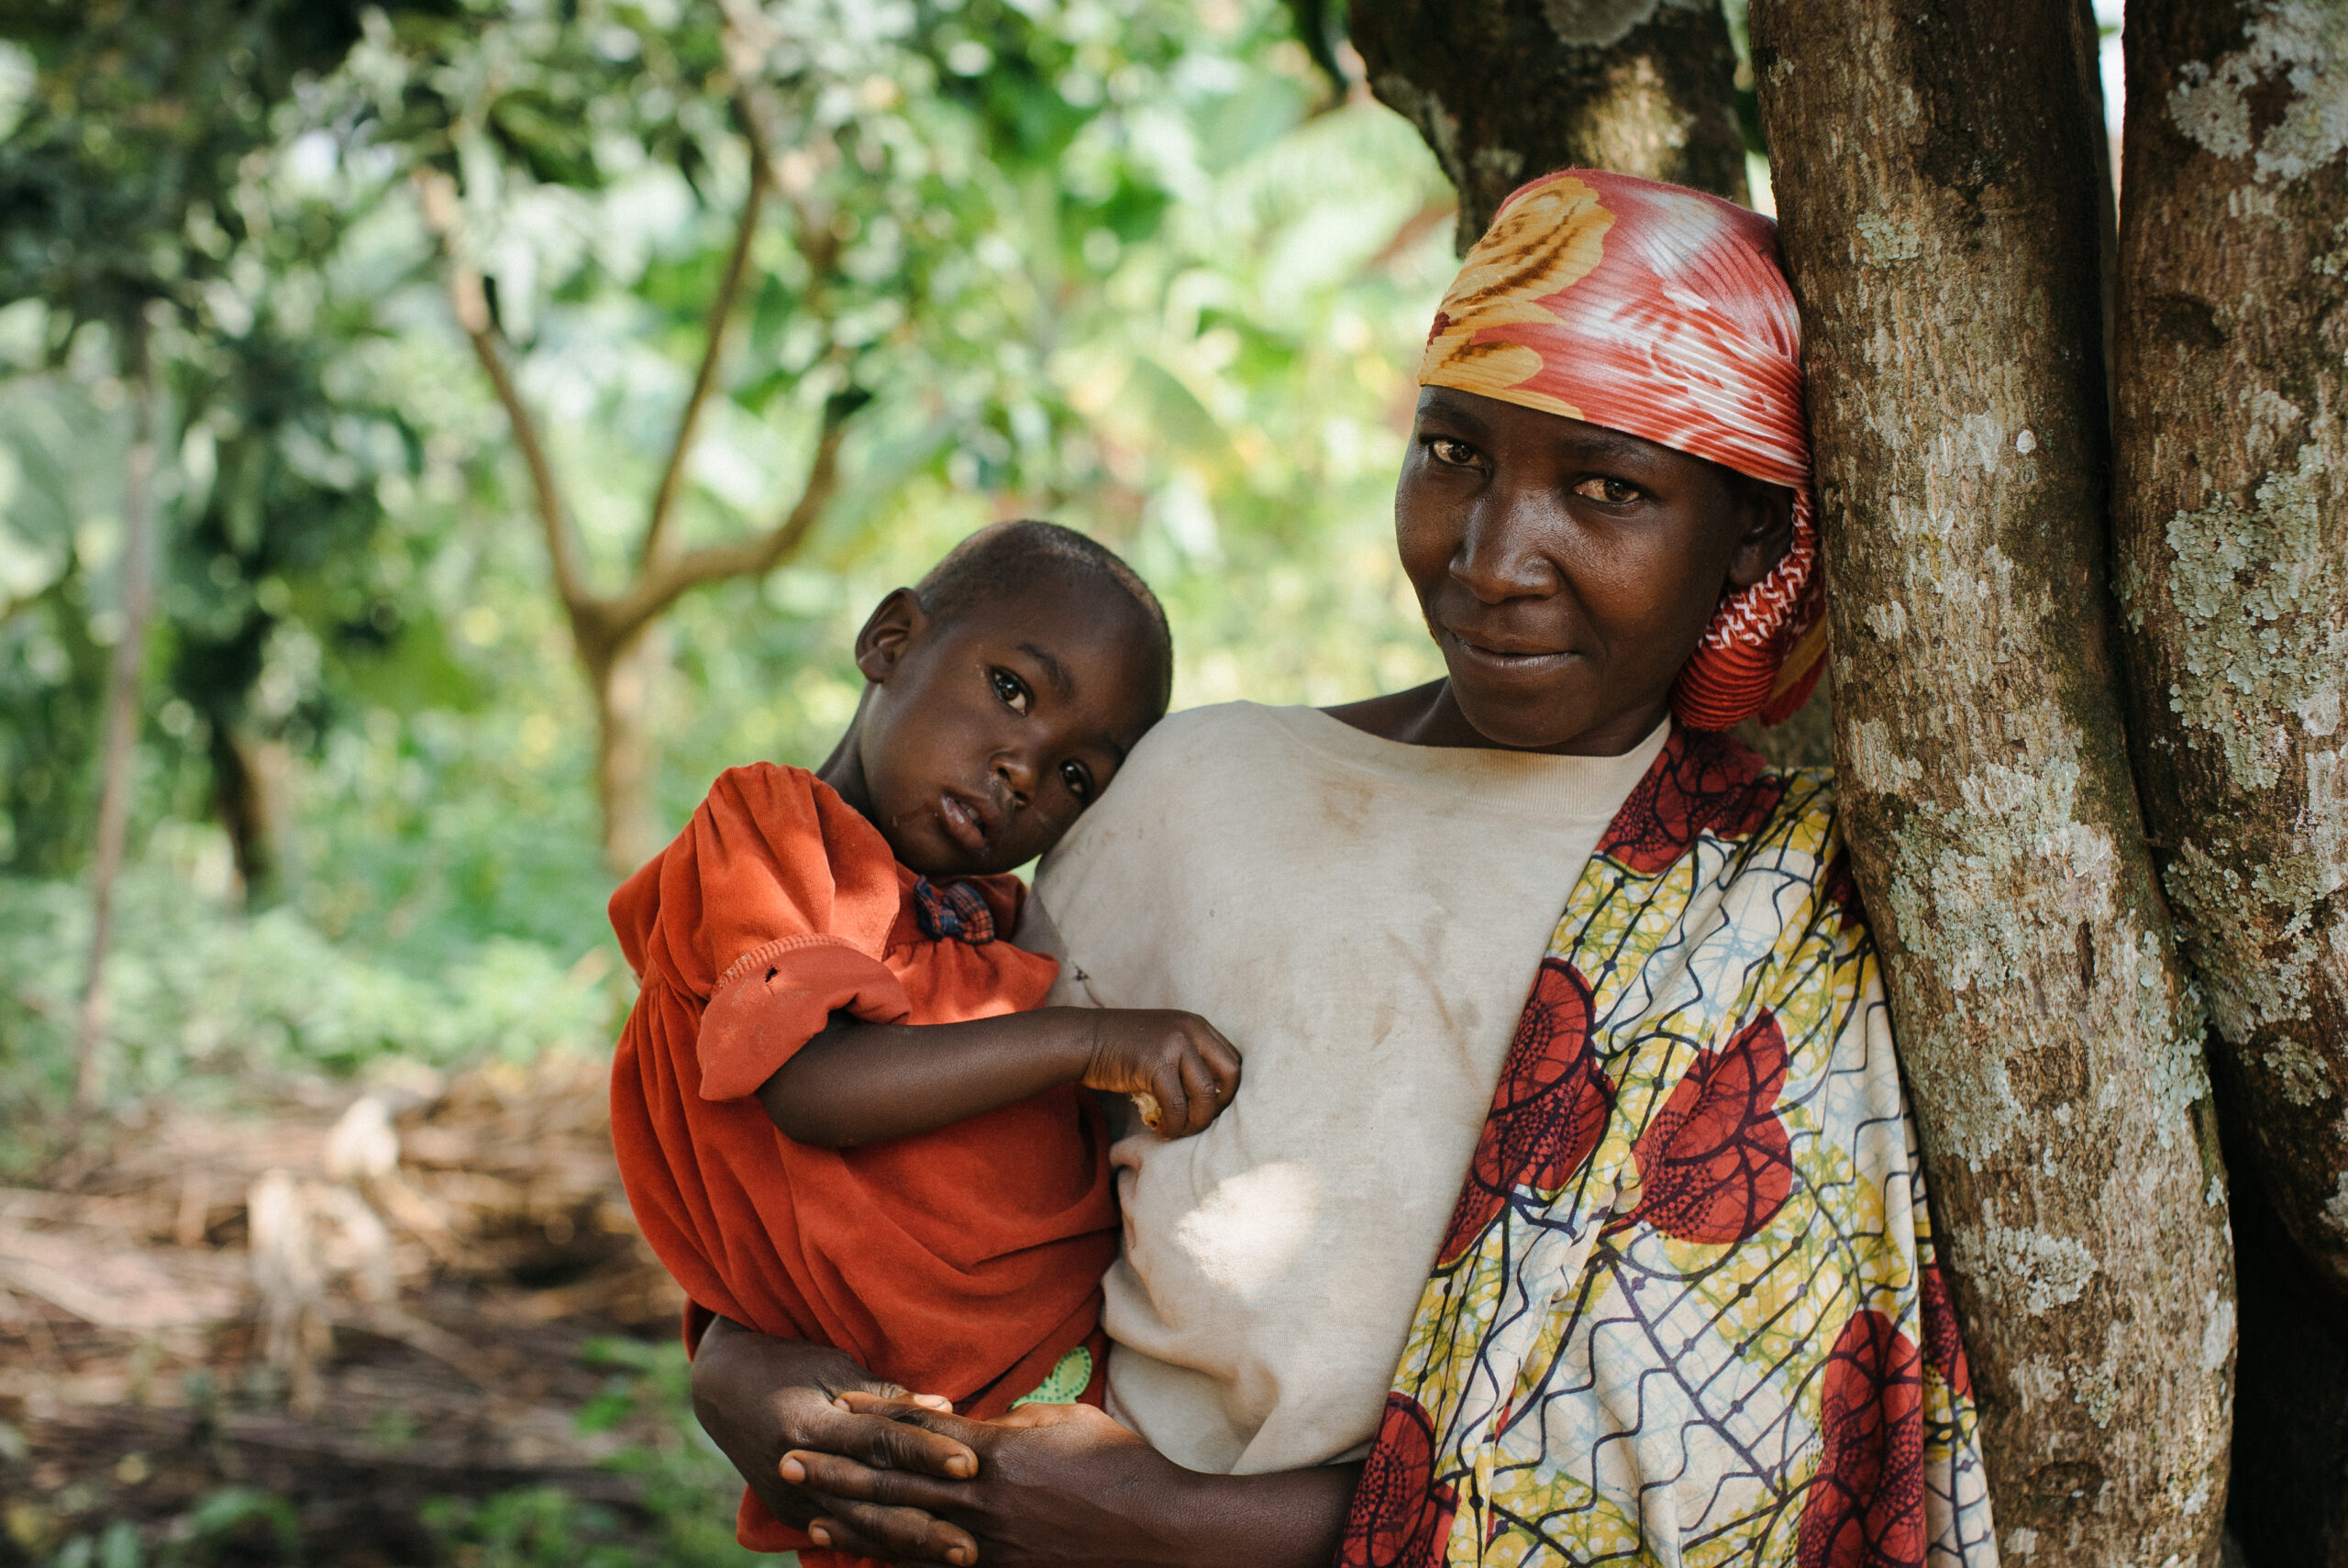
xmin=755 ymin=1006 xmax=1241 ymax=1149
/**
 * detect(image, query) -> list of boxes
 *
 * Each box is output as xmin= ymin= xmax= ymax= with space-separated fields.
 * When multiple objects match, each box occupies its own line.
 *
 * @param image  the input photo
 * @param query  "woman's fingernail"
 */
xmin=948 ymin=1454 xmax=975 ymax=1477
xmin=948 ymin=1549 xmax=970 ymax=1565
xmin=780 ymin=1456 xmax=806 ymax=1483
xmin=809 ymin=1526 xmax=832 ymax=1548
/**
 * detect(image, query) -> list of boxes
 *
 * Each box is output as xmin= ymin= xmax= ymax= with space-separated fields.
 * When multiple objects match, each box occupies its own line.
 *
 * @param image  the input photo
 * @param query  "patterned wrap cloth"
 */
xmin=1340 ymin=175 xmax=2000 ymax=1565
xmin=1416 ymin=170 xmax=1826 ymax=732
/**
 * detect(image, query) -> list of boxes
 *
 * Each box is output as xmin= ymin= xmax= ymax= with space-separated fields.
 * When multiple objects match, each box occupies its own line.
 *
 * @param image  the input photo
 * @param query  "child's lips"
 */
xmin=938 ymin=790 xmax=992 ymax=854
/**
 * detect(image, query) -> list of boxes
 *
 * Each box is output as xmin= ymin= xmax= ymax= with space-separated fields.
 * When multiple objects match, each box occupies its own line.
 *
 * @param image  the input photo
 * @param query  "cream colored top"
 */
xmin=1021 ymin=701 xmax=1667 ymax=1475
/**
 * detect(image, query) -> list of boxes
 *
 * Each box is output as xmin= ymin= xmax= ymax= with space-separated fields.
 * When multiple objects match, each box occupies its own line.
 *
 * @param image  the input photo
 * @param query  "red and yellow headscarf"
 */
xmin=1418 ymin=169 xmax=1825 ymax=731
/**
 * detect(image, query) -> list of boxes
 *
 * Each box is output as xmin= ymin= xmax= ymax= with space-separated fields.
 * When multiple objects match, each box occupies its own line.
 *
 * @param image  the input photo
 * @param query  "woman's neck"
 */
xmin=1321 ymin=679 xmax=1668 ymax=757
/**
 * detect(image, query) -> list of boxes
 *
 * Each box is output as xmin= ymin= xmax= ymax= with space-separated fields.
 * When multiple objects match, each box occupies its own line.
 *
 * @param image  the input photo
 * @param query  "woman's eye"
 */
xmin=989 ymin=668 xmax=1031 ymax=714
xmin=1058 ymin=759 xmax=1094 ymax=801
xmin=1571 ymin=476 xmax=1643 ymax=504
xmin=1426 ymin=436 xmax=1479 ymax=468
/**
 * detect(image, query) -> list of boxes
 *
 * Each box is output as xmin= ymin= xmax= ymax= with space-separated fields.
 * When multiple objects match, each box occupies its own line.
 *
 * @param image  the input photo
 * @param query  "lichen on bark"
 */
xmin=2110 ymin=0 xmax=2348 ymax=1297
xmin=1753 ymin=0 xmax=2235 ymax=1558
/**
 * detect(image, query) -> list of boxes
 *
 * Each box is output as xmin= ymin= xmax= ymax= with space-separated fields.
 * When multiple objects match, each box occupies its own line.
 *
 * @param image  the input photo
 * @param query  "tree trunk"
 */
xmin=2108 ymin=0 xmax=2348 ymax=1295
xmin=74 ymin=320 xmax=161 ymax=1110
xmin=1347 ymin=0 xmax=1748 ymax=250
xmin=1751 ymin=1 xmax=2234 ymax=1561
xmin=213 ymin=723 xmax=290 ymax=908
xmin=588 ymin=623 xmax=669 ymax=878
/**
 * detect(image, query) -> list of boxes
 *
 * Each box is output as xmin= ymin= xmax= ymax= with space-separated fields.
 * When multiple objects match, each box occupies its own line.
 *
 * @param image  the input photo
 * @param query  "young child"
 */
xmin=606 ymin=521 xmax=1240 ymax=1561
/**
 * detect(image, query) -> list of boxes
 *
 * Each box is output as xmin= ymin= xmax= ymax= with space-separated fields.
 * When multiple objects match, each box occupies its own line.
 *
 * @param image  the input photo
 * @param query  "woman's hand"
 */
xmin=1080 ymin=1010 xmax=1242 ymax=1137
xmin=688 ymin=1317 xmax=983 ymax=1564
xmin=790 ymin=1393 xmax=1357 ymax=1568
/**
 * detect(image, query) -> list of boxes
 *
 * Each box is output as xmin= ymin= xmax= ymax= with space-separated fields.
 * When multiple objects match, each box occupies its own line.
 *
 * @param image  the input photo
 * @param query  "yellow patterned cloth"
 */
xmin=1337 ymin=731 xmax=1997 ymax=1568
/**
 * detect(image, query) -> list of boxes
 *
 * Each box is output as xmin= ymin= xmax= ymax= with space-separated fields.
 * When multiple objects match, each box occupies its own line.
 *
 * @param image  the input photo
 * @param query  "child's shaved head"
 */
xmin=916 ymin=521 xmax=1174 ymax=717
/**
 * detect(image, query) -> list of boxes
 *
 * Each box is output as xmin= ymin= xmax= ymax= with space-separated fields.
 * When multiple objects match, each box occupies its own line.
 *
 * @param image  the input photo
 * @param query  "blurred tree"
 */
xmin=0 ymin=0 xmax=410 ymax=1093
xmin=353 ymin=0 xmax=1437 ymax=872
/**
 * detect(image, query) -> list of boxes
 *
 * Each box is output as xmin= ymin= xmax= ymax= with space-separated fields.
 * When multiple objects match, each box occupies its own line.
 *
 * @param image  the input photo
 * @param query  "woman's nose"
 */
xmin=1450 ymin=485 xmax=1558 ymax=603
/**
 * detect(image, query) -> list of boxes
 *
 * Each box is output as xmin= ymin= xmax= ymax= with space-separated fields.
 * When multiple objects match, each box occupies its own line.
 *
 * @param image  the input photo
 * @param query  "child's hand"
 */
xmin=1080 ymin=1010 xmax=1242 ymax=1138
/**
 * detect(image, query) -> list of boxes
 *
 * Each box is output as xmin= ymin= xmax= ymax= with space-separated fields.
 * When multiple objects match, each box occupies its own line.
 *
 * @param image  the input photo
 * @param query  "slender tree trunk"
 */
xmin=1347 ymin=0 xmax=1748 ymax=249
xmin=1752 ymin=2 xmax=2234 ymax=1561
xmin=588 ymin=624 xmax=669 ymax=878
xmin=2109 ymin=0 xmax=2348 ymax=1293
xmin=75 ymin=320 xmax=160 ymax=1110
xmin=213 ymin=723 xmax=289 ymax=907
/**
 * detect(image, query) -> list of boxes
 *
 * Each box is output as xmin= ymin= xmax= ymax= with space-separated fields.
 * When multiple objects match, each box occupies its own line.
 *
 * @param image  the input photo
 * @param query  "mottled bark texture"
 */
xmin=2110 ymin=0 xmax=2348 ymax=1297
xmin=1347 ymin=0 xmax=1747 ymax=250
xmin=1752 ymin=1 xmax=2235 ymax=1561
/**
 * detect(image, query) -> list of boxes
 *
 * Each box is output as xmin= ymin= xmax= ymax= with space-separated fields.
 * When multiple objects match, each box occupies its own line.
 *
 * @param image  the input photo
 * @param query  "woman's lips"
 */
xmin=937 ymin=790 xmax=992 ymax=855
xmin=1446 ymin=630 xmax=1577 ymax=677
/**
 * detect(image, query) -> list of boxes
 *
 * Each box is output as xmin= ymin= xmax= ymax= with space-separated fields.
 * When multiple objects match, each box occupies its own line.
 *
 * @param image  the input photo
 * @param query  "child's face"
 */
xmin=848 ymin=580 xmax=1163 ymax=878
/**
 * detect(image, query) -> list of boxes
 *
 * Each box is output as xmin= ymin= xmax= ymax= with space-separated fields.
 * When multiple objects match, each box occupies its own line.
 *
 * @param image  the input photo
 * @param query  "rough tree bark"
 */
xmin=1751 ymin=1 xmax=2234 ymax=1562
xmin=417 ymin=77 xmax=848 ymax=876
xmin=74 ymin=317 xmax=160 ymax=1110
xmin=2110 ymin=0 xmax=2348 ymax=1293
xmin=2107 ymin=8 xmax=2348 ymax=1557
xmin=1347 ymin=0 xmax=1748 ymax=248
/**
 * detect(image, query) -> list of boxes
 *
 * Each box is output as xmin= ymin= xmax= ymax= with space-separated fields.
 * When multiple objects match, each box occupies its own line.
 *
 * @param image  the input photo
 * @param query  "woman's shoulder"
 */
xmin=1091 ymin=701 xmax=1300 ymax=793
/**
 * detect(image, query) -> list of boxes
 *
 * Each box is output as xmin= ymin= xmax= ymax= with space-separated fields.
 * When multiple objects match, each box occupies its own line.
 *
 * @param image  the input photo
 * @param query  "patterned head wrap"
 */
xmin=1417 ymin=169 xmax=1825 ymax=731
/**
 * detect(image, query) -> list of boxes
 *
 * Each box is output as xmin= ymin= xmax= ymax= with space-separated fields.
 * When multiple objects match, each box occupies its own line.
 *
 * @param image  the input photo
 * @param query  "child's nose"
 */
xmin=992 ymin=751 xmax=1036 ymax=805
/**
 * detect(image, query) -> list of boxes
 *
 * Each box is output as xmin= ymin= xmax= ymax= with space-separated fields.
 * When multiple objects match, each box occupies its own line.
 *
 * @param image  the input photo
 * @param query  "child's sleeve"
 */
xmin=661 ymin=765 xmax=915 ymax=1101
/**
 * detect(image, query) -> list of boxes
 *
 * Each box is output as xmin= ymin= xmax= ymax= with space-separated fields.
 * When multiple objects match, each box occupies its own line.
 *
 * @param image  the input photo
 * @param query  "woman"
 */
xmin=690 ymin=171 xmax=1999 ymax=1567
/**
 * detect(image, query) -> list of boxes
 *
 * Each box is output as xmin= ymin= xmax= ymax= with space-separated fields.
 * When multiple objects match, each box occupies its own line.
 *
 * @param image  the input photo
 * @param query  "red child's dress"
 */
xmin=608 ymin=763 xmax=1117 ymax=1559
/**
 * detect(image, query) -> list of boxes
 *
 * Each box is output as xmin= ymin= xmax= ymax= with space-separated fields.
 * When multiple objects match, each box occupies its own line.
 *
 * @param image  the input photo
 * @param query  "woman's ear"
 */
xmin=1724 ymin=480 xmax=1796 ymax=591
xmin=853 ymin=588 xmax=929 ymax=682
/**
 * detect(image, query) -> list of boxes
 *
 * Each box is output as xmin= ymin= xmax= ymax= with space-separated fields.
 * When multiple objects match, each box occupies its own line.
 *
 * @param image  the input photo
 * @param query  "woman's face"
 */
xmin=1395 ymin=385 xmax=1792 ymax=755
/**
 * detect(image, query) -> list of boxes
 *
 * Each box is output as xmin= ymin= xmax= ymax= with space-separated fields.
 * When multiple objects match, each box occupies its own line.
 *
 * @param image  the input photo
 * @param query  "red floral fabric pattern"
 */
xmin=1596 ymin=727 xmax=1784 ymax=876
xmin=1438 ymin=958 xmax=1611 ymax=1266
xmin=1798 ymin=1309 xmax=1927 ymax=1568
xmin=1339 ymin=1394 xmax=1460 ymax=1568
xmin=1630 ymin=1010 xmax=1795 ymax=1245
xmin=1337 ymin=732 xmax=1996 ymax=1566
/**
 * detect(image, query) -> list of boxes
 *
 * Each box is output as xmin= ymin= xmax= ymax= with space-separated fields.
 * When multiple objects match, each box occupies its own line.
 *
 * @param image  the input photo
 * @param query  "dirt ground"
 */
xmin=0 ymin=1055 xmax=746 ymax=1566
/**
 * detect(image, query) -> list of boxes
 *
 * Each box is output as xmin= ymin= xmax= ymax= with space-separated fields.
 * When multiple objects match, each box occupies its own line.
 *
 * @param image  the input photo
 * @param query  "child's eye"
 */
xmin=1058 ymin=759 xmax=1094 ymax=801
xmin=1571 ymin=476 xmax=1642 ymax=504
xmin=989 ymin=668 xmax=1031 ymax=714
xmin=1426 ymin=436 xmax=1479 ymax=468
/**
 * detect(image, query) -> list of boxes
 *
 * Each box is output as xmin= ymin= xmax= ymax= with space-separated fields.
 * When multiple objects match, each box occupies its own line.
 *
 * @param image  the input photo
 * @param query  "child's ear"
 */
xmin=1724 ymin=479 xmax=1796 ymax=591
xmin=853 ymin=588 xmax=929 ymax=682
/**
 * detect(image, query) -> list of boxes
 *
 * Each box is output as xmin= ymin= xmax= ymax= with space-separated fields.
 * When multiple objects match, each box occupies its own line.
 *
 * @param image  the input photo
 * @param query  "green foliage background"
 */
xmin=0 ymin=0 xmax=1455 ymax=1150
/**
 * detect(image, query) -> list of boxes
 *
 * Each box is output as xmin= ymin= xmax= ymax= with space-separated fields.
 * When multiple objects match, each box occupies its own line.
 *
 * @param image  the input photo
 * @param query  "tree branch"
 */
xmin=600 ymin=413 xmax=848 ymax=645
xmin=639 ymin=146 xmax=770 ymax=571
xmin=414 ymin=170 xmax=598 ymax=622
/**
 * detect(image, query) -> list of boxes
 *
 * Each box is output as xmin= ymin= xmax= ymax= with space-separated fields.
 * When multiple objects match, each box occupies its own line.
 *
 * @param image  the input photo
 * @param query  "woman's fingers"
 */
xmin=803 ymin=1496 xmax=979 ymax=1566
xmin=806 ymin=1398 xmax=978 ymax=1478
xmin=786 ymin=1448 xmax=973 ymax=1514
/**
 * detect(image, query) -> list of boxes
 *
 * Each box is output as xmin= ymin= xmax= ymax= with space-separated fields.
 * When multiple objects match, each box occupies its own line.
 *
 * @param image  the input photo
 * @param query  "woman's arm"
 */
xmin=691 ymin=1327 xmax=1357 ymax=1568
xmin=688 ymin=1317 xmax=988 ymax=1564
xmin=755 ymin=1005 xmax=1242 ymax=1147
xmin=792 ymin=1397 xmax=1358 ymax=1568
